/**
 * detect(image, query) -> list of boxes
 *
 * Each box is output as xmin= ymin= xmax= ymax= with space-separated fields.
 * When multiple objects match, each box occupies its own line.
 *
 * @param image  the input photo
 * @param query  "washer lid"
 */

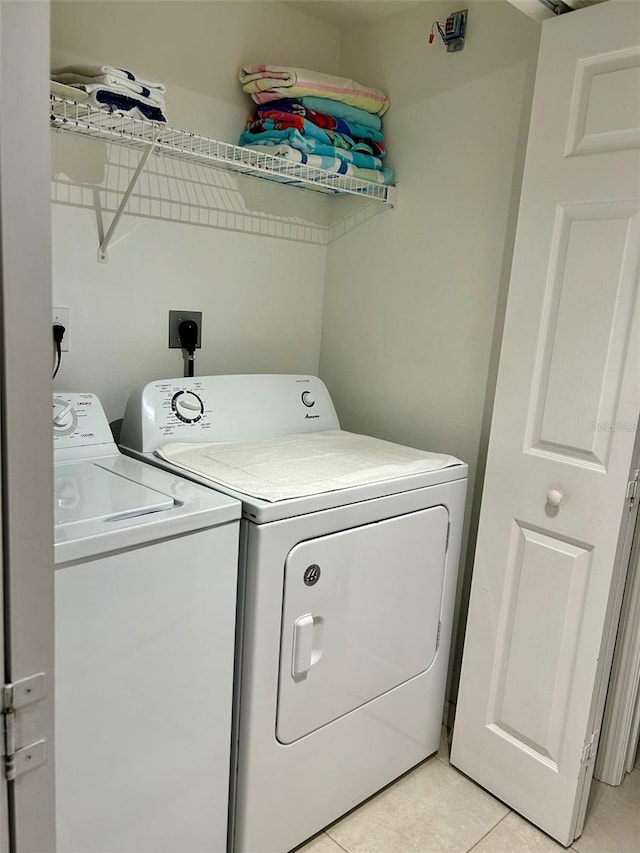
xmin=54 ymin=454 xmax=240 ymax=566
xmin=55 ymin=461 xmax=174 ymax=529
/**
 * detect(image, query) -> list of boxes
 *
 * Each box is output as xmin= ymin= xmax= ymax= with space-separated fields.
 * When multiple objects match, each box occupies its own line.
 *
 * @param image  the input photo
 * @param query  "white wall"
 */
xmin=50 ymin=1 xmax=342 ymax=422
xmin=50 ymin=0 xmax=541 ymax=706
xmin=319 ymin=1 xmax=541 ymax=705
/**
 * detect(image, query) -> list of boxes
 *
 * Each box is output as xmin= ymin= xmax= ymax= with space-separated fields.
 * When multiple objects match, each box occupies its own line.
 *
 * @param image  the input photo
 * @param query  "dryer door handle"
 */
xmin=292 ymin=614 xmax=314 ymax=678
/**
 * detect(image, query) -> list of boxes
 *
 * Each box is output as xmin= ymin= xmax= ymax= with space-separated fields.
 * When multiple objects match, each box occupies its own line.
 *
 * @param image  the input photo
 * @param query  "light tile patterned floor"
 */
xmin=297 ymin=731 xmax=640 ymax=853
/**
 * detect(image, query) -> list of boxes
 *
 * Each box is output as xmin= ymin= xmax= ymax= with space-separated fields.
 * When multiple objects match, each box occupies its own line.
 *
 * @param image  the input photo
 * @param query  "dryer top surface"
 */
xmin=120 ymin=375 xmax=467 ymax=523
xmin=155 ymin=429 xmax=464 ymax=504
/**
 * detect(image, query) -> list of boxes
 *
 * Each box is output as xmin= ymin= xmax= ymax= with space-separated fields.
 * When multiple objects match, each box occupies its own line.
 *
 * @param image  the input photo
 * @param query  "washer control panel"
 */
xmin=53 ymin=394 xmax=116 ymax=448
xmin=120 ymin=375 xmax=341 ymax=452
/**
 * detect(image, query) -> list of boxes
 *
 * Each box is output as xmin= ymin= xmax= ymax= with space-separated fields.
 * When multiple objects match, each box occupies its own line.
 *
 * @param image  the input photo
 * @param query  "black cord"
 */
xmin=178 ymin=320 xmax=198 ymax=379
xmin=52 ymin=323 xmax=65 ymax=380
xmin=52 ymin=340 xmax=61 ymax=379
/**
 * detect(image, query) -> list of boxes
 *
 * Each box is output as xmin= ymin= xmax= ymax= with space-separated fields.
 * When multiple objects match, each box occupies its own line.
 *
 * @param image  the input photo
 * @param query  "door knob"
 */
xmin=547 ymin=489 xmax=564 ymax=507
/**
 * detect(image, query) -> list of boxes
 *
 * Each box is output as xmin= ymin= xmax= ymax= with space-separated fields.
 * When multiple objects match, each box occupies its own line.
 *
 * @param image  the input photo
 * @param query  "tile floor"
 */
xmin=297 ymin=731 xmax=640 ymax=853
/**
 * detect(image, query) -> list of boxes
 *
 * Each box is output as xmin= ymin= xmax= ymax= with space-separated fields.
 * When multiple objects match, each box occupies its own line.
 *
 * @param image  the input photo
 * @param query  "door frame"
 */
xmin=595 ymin=425 xmax=640 ymax=786
xmin=0 ymin=396 xmax=7 ymax=853
xmin=0 ymin=1 xmax=56 ymax=849
xmin=574 ymin=438 xmax=640 ymax=832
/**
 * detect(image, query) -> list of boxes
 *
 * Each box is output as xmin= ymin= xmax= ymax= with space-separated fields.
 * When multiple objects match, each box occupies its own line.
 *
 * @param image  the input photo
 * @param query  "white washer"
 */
xmin=53 ymin=393 xmax=241 ymax=853
xmin=120 ymin=375 xmax=468 ymax=853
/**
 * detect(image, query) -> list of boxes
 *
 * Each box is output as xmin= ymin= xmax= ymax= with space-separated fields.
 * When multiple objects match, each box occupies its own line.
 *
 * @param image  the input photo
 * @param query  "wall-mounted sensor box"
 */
xmin=443 ymin=9 xmax=467 ymax=52
xmin=168 ymin=310 xmax=202 ymax=349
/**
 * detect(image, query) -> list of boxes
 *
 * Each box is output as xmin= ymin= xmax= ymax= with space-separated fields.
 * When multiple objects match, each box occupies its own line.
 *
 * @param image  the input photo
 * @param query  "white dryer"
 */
xmin=53 ymin=393 xmax=241 ymax=853
xmin=120 ymin=375 xmax=468 ymax=853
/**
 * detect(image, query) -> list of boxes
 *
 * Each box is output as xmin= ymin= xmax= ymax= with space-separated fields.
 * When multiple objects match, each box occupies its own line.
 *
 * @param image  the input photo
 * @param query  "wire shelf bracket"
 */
xmin=97 ymin=125 xmax=163 ymax=263
xmin=50 ymin=95 xmax=396 ymax=262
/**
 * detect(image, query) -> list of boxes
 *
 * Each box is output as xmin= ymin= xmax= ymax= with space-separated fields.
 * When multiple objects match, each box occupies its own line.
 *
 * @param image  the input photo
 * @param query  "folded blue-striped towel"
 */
xmin=299 ymin=97 xmax=382 ymax=131
xmin=244 ymin=144 xmax=394 ymax=186
xmin=239 ymin=128 xmax=383 ymax=170
xmin=52 ymin=72 xmax=162 ymax=103
xmin=60 ymin=80 xmax=165 ymax=110
xmin=76 ymin=87 xmax=166 ymax=122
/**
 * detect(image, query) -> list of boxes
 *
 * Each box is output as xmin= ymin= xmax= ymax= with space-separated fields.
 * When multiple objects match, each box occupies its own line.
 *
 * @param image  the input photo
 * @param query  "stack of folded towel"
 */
xmin=51 ymin=64 xmax=167 ymax=123
xmin=237 ymin=65 xmax=393 ymax=187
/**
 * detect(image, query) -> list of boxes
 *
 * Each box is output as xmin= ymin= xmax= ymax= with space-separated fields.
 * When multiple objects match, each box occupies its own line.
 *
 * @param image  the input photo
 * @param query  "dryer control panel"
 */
xmin=53 ymin=393 xmax=116 ymax=451
xmin=120 ymin=375 xmax=341 ymax=452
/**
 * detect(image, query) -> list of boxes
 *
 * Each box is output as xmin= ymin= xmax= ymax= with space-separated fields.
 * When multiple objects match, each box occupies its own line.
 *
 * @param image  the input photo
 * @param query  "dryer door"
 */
xmin=277 ymin=506 xmax=449 ymax=744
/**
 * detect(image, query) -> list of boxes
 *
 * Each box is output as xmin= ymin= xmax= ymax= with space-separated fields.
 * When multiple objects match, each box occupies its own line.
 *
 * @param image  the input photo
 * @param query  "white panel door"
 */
xmin=451 ymin=2 xmax=640 ymax=846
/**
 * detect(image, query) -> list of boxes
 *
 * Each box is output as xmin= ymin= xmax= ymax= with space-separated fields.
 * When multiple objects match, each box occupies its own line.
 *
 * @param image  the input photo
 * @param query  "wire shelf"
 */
xmin=50 ymin=95 xmax=395 ymax=204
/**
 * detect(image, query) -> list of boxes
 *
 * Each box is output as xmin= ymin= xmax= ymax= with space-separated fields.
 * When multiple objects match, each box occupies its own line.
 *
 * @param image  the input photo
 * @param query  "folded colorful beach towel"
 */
xmin=257 ymin=100 xmax=384 ymax=143
xmin=246 ymin=113 xmax=384 ymax=157
xmin=239 ymin=64 xmax=390 ymax=116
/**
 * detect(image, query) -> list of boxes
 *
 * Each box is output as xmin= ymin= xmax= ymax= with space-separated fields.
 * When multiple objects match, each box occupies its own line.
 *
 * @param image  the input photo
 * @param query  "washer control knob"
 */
xmin=172 ymin=391 xmax=204 ymax=423
xmin=52 ymin=398 xmax=78 ymax=435
xmin=301 ymin=391 xmax=315 ymax=408
xmin=53 ymin=401 xmax=74 ymax=428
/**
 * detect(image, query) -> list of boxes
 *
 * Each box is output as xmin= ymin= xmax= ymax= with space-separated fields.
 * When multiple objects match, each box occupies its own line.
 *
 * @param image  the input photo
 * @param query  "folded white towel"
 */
xmin=156 ymin=430 xmax=462 ymax=503
xmin=51 ymin=64 xmax=166 ymax=94
xmin=50 ymin=80 xmax=90 ymax=102
xmin=51 ymin=72 xmax=164 ymax=104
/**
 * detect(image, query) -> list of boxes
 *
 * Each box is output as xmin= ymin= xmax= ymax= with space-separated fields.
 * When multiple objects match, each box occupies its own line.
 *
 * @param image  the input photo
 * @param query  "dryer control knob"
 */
xmin=301 ymin=391 xmax=315 ymax=408
xmin=172 ymin=391 xmax=204 ymax=423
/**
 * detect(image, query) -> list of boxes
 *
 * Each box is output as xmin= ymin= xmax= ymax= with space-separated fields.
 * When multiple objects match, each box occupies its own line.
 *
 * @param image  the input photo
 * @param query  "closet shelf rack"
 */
xmin=50 ymin=95 xmax=396 ymax=262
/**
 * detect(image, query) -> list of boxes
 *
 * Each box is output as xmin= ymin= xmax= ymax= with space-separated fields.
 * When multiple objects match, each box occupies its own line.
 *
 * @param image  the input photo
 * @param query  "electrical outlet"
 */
xmin=168 ymin=310 xmax=202 ymax=349
xmin=52 ymin=307 xmax=70 ymax=351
